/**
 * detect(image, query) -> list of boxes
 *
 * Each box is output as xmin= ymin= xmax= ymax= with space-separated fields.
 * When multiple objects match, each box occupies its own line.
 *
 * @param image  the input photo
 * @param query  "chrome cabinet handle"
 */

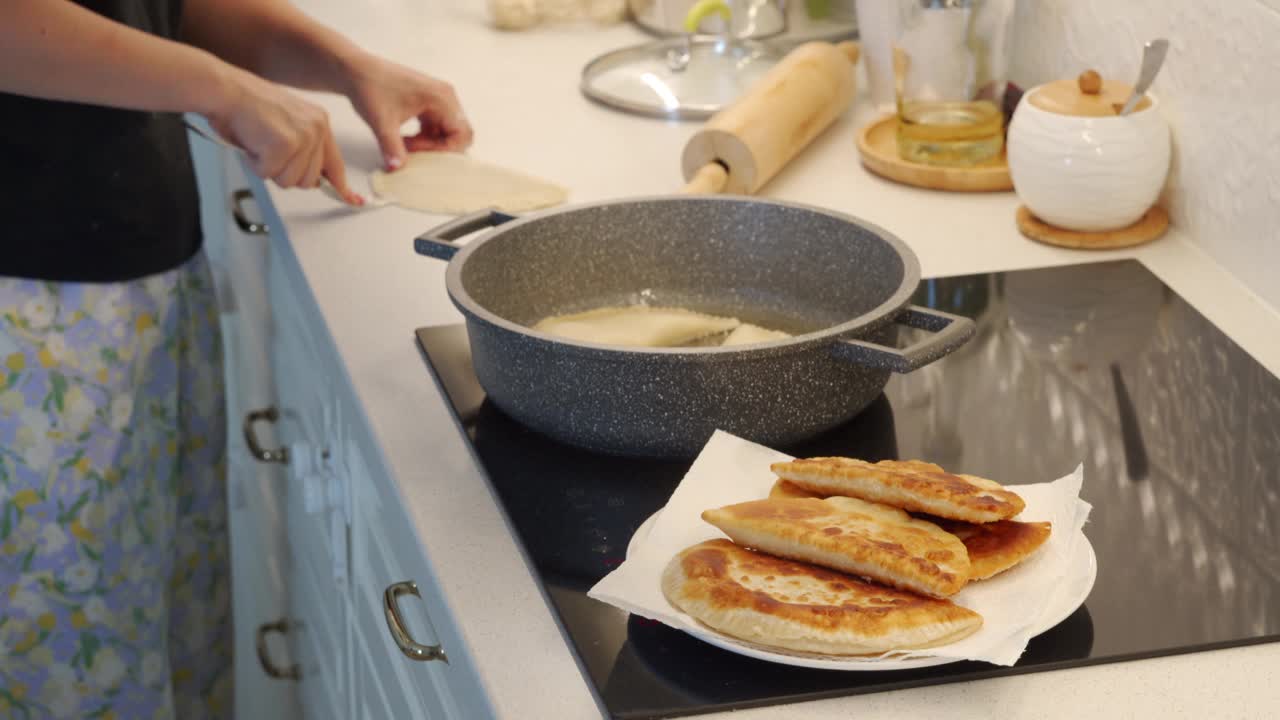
xmin=231 ymin=188 xmax=269 ymax=235
xmin=383 ymin=581 xmax=448 ymax=663
xmin=244 ymin=407 xmax=289 ymax=464
xmin=256 ymin=619 xmax=300 ymax=680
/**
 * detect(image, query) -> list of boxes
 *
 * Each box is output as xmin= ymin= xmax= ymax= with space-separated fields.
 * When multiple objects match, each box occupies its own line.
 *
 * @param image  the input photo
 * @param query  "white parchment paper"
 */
xmin=588 ymin=430 xmax=1093 ymax=668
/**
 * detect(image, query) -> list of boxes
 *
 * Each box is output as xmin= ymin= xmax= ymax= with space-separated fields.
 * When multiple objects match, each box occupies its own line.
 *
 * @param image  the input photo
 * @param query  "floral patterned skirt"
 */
xmin=0 ymin=252 xmax=231 ymax=719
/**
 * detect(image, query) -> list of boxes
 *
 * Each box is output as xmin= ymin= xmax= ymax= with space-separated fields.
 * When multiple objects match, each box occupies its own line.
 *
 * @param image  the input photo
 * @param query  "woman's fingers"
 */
xmin=320 ymin=131 xmax=362 ymax=205
xmin=217 ymin=71 xmax=359 ymax=199
xmin=403 ymin=110 xmax=474 ymax=154
xmin=299 ymin=135 xmax=326 ymax=189
xmin=369 ymin=116 xmax=409 ymax=170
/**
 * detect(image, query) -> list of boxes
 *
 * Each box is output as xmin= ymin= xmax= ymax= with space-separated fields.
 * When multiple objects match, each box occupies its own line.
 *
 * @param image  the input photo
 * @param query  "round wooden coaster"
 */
xmin=1016 ymin=205 xmax=1170 ymax=249
xmin=855 ymin=115 xmax=1013 ymax=193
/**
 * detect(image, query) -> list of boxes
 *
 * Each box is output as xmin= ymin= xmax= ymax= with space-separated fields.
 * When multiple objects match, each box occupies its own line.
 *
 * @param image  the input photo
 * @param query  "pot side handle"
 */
xmin=413 ymin=208 xmax=517 ymax=260
xmin=835 ymin=306 xmax=976 ymax=373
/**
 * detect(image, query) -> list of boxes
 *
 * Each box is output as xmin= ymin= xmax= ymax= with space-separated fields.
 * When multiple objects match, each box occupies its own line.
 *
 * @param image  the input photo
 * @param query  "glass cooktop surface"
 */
xmin=415 ymin=260 xmax=1280 ymax=719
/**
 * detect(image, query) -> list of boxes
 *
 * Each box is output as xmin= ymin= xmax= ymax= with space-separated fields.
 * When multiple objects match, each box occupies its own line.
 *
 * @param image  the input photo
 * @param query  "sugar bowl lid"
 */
xmin=1029 ymin=70 xmax=1153 ymax=117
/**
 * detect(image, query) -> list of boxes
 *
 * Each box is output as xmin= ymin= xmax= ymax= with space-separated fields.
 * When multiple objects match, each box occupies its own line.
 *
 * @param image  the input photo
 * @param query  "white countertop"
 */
xmin=253 ymin=2 xmax=1280 ymax=717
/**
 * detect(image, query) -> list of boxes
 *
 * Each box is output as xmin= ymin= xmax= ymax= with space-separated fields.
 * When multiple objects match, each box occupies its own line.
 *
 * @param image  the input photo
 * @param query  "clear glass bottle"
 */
xmin=892 ymin=0 xmax=1016 ymax=167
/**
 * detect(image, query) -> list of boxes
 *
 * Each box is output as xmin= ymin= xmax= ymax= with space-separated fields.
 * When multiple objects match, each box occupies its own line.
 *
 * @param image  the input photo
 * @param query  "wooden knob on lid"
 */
xmin=1077 ymin=69 xmax=1103 ymax=95
xmin=1029 ymin=68 xmax=1150 ymax=117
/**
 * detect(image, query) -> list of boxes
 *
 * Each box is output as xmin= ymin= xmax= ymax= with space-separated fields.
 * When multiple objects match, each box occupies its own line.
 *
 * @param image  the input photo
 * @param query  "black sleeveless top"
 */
xmin=0 ymin=0 xmax=202 ymax=282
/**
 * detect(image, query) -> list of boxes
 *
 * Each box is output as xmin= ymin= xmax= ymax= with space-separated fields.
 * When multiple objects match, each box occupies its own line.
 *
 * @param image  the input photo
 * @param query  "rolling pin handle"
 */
xmin=836 ymin=41 xmax=861 ymax=65
xmin=682 ymin=162 xmax=729 ymax=195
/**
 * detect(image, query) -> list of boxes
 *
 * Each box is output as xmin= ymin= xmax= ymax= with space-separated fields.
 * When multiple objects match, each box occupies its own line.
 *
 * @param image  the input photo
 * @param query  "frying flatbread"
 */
xmin=772 ymin=457 xmax=1026 ymax=523
xmin=662 ymin=539 xmax=982 ymax=656
xmin=532 ymin=306 xmax=739 ymax=347
xmin=769 ymin=479 xmax=1050 ymax=582
xmin=926 ymin=517 xmax=1052 ymax=580
xmin=702 ymin=497 xmax=970 ymax=598
xmin=370 ymin=152 xmax=567 ymax=214
xmin=720 ymin=323 xmax=791 ymax=346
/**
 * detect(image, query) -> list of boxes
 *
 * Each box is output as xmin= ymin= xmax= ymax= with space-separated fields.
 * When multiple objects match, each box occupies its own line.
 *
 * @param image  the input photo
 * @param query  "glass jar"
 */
xmin=891 ymin=0 xmax=1017 ymax=167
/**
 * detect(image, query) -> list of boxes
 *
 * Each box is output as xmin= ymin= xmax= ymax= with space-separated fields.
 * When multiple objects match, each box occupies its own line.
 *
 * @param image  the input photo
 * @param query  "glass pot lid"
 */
xmin=580 ymin=36 xmax=781 ymax=121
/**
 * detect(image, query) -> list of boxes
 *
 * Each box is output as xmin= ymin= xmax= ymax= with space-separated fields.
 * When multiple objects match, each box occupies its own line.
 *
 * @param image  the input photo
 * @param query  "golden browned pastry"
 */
xmin=768 ymin=478 xmax=824 ymax=499
xmin=768 ymin=461 xmax=943 ymax=499
xmin=769 ymin=477 xmax=1049 ymax=582
xmin=926 ymin=517 xmax=1053 ymax=581
xmin=877 ymin=459 xmax=946 ymax=474
xmin=702 ymin=497 xmax=970 ymax=598
xmin=662 ymin=539 xmax=983 ymax=656
xmin=771 ymin=457 xmax=1026 ymax=523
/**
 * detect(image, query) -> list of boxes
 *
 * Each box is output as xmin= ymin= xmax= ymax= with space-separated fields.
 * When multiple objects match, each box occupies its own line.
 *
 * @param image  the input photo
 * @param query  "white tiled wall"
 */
xmin=1009 ymin=0 xmax=1280 ymax=309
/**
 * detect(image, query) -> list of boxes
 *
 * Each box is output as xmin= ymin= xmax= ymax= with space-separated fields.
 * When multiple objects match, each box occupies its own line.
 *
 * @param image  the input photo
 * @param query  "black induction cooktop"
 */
xmin=415 ymin=259 xmax=1280 ymax=719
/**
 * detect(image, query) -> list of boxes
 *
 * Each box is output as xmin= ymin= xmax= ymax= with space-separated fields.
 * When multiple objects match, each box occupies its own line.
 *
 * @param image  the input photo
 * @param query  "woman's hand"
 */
xmin=205 ymin=66 xmax=362 ymax=204
xmin=342 ymin=53 xmax=474 ymax=170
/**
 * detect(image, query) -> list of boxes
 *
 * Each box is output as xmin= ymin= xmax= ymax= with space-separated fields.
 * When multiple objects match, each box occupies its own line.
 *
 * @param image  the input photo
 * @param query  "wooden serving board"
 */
xmin=855 ymin=115 xmax=1013 ymax=193
xmin=1016 ymin=205 xmax=1170 ymax=249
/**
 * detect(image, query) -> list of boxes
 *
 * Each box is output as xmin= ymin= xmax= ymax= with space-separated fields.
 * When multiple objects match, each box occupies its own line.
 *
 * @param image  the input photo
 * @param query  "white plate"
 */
xmin=626 ymin=510 xmax=1097 ymax=671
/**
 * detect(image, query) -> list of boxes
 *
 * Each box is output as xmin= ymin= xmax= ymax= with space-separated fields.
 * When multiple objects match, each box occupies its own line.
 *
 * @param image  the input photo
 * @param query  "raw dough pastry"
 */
xmin=721 ymin=323 xmax=791 ymax=346
xmin=370 ymin=152 xmax=567 ymax=214
xmin=533 ymin=306 xmax=739 ymax=347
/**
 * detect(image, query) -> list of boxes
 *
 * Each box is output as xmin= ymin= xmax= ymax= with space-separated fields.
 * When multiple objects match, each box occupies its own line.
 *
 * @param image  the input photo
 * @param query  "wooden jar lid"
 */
xmin=1029 ymin=70 xmax=1151 ymax=117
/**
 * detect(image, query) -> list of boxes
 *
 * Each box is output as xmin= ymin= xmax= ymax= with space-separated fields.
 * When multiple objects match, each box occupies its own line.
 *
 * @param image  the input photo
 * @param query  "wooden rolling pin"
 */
xmin=681 ymin=41 xmax=861 ymax=195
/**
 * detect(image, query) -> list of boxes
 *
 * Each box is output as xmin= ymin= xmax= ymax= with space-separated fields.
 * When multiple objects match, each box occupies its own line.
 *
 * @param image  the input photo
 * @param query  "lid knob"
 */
xmin=1077 ymin=70 xmax=1103 ymax=95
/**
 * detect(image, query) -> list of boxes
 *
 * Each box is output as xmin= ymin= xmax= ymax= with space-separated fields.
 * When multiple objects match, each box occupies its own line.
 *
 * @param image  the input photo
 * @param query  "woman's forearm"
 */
xmin=0 ymin=0 xmax=235 ymax=116
xmin=180 ymin=0 xmax=367 ymax=96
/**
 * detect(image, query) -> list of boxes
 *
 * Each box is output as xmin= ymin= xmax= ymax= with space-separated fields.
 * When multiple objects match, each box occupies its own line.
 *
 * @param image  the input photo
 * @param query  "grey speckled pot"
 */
xmin=414 ymin=196 xmax=974 ymax=458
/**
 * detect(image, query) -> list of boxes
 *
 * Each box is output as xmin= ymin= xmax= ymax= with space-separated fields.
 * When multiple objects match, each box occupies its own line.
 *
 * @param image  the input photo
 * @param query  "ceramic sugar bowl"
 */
xmin=1007 ymin=70 xmax=1171 ymax=232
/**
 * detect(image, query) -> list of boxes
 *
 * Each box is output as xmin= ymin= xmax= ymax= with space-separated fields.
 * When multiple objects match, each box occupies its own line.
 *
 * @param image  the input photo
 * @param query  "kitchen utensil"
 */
xmin=1119 ymin=38 xmax=1170 ymax=116
xmin=182 ymin=119 xmax=387 ymax=209
xmin=580 ymin=36 xmax=783 ymax=120
xmin=412 ymin=195 xmax=974 ymax=457
xmin=856 ymin=114 xmax=1013 ymax=192
xmin=1007 ymin=70 xmax=1171 ymax=232
xmin=680 ymin=40 xmax=861 ymax=194
xmin=891 ymin=0 xmax=1018 ymax=167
